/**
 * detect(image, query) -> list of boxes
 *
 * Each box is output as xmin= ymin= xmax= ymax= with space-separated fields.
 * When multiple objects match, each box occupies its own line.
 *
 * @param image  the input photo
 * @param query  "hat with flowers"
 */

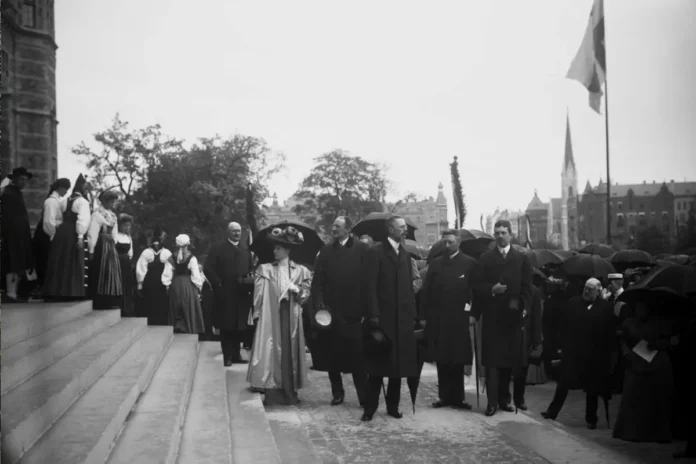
xmin=268 ymin=225 xmax=305 ymax=247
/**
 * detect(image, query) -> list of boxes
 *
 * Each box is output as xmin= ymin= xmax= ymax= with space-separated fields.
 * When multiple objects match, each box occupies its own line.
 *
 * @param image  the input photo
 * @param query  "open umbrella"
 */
xmin=352 ymin=212 xmax=417 ymax=244
xmin=625 ymin=265 xmax=696 ymax=296
xmin=656 ymin=259 xmax=679 ymax=268
xmin=427 ymin=240 xmax=447 ymax=263
xmin=578 ymin=243 xmax=615 ymax=258
xmin=460 ymin=229 xmax=495 ymax=258
xmin=661 ymin=254 xmax=690 ymax=265
xmin=560 ymin=253 xmax=616 ymax=280
xmin=531 ymin=249 xmax=571 ymax=268
xmin=251 ymin=220 xmax=324 ymax=266
xmin=610 ymin=249 xmax=654 ymax=271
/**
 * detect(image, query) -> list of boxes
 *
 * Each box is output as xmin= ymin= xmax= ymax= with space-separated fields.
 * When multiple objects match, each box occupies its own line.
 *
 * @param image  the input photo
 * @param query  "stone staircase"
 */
xmin=1 ymin=301 xmax=283 ymax=464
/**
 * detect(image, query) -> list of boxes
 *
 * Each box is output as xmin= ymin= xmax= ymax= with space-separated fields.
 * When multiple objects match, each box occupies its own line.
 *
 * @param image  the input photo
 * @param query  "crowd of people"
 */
xmin=2 ymin=166 xmax=695 ymax=460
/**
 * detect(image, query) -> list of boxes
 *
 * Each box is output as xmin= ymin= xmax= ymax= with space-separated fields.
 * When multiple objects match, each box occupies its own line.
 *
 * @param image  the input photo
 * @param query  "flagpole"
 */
xmin=604 ymin=14 xmax=612 ymax=246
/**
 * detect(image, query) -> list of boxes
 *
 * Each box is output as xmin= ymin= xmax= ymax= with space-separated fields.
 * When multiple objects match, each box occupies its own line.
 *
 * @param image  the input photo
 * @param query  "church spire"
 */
xmin=564 ymin=110 xmax=576 ymax=172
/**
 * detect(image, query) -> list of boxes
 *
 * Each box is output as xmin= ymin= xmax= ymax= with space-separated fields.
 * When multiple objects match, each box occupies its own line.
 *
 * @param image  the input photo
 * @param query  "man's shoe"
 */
xmin=386 ymin=410 xmax=403 ymax=419
xmin=224 ymin=359 xmax=233 ymax=367
xmin=452 ymin=402 xmax=473 ymax=411
xmin=515 ymin=402 xmax=528 ymax=411
xmin=361 ymin=413 xmax=373 ymax=422
xmin=432 ymin=400 xmax=449 ymax=408
xmin=484 ymin=405 xmax=497 ymax=417
xmin=586 ymin=422 xmax=597 ymax=430
xmin=499 ymin=403 xmax=514 ymax=412
xmin=540 ymin=410 xmax=557 ymax=420
xmin=331 ymin=394 xmax=345 ymax=406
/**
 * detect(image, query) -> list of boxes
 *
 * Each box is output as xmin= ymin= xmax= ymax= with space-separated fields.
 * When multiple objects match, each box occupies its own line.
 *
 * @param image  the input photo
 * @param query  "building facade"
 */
xmin=484 ymin=207 xmax=529 ymax=243
xmin=1 ymin=0 xmax=58 ymax=225
xmin=391 ymin=183 xmax=448 ymax=247
xmin=262 ymin=193 xmax=304 ymax=226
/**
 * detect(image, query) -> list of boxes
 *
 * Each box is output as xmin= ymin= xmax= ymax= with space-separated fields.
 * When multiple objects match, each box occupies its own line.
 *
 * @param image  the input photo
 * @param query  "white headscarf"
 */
xmin=175 ymin=234 xmax=191 ymax=262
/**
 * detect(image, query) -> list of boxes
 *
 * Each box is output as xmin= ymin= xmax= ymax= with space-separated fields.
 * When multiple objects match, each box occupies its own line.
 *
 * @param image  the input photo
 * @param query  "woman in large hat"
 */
xmin=247 ymin=225 xmax=313 ymax=405
xmin=87 ymin=189 xmax=123 ymax=309
xmin=162 ymin=234 xmax=205 ymax=333
xmin=43 ymin=174 xmax=92 ymax=300
xmin=135 ymin=226 xmax=171 ymax=325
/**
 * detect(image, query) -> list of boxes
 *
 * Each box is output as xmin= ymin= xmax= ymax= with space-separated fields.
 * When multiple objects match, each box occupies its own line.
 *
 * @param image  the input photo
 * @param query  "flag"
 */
xmin=567 ymin=0 xmax=605 ymax=113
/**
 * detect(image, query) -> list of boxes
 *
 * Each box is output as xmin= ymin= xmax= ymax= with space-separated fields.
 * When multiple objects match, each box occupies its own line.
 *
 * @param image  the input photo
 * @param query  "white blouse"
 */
xmin=136 ymin=247 xmax=172 ymax=284
xmin=115 ymin=232 xmax=133 ymax=260
xmin=87 ymin=208 xmax=119 ymax=254
xmin=161 ymin=254 xmax=203 ymax=291
xmin=42 ymin=192 xmax=66 ymax=240
xmin=70 ymin=195 xmax=92 ymax=240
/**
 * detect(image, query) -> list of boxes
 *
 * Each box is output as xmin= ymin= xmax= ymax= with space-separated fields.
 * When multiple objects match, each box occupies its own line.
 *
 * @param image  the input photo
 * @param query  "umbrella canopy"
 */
xmin=661 ymin=254 xmax=690 ymax=265
xmin=427 ymin=240 xmax=448 ymax=264
xmin=610 ymin=249 xmax=654 ymax=270
xmin=403 ymin=240 xmax=427 ymax=260
xmin=251 ymin=220 xmax=324 ymax=266
xmin=532 ymin=249 xmax=571 ymax=268
xmin=578 ymin=243 xmax=616 ymax=258
xmin=625 ymin=264 xmax=696 ymax=296
xmin=352 ymin=212 xmax=417 ymax=244
xmin=617 ymin=286 xmax=691 ymax=317
xmin=560 ymin=253 xmax=616 ymax=280
xmin=656 ymin=259 xmax=679 ymax=268
xmin=460 ymin=229 xmax=493 ymax=242
xmin=460 ymin=229 xmax=495 ymax=258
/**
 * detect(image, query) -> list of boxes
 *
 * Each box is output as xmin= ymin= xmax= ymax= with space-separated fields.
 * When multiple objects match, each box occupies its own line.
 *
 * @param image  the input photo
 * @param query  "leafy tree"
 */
xmin=635 ymin=225 xmax=670 ymax=256
xmin=292 ymin=150 xmax=391 ymax=230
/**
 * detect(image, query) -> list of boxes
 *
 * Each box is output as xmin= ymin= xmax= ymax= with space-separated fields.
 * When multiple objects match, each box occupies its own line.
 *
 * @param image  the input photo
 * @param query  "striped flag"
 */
xmin=567 ymin=0 xmax=605 ymax=113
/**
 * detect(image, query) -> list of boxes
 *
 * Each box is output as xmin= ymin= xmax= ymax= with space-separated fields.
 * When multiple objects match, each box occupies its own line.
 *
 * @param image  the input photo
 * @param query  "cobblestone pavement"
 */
xmin=263 ymin=359 xmax=656 ymax=464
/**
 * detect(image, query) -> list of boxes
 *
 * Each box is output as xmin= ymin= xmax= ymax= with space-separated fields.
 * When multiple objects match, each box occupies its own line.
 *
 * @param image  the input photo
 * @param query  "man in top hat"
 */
xmin=605 ymin=272 xmax=627 ymax=394
xmin=362 ymin=216 xmax=419 ymax=422
xmin=1 ymin=167 xmax=35 ymax=301
xmin=310 ymin=216 xmax=371 ymax=406
xmin=206 ymin=222 xmax=255 ymax=366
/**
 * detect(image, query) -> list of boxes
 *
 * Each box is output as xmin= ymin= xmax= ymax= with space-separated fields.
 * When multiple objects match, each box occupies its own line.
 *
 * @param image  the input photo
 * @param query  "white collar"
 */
xmin=449 ymin=250 xmax=459 ymax=259
xmin=498 ymin=244 xmax=511 ymax=255
xmin=387 ymin=237 xmax=401 ymax=253
xmin=228 ymin=238 xmax=239 ymax=246
xmin=613 ymin=287 xmax=624 ymax=298
xmin=338 ymin=237 xmax=349 ymax=246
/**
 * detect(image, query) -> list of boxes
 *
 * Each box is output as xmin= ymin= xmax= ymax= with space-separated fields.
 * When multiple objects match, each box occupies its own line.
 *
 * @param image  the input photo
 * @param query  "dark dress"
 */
xmin=32 ymin=207 xmax=52 ymax=289
xmin=613 ymin=315 xmax=675 ymax=443
xmin=42 ymin=198 xmax=86 ymax=298
xmin=116 ymin=240 xmax=135 ymax=317
xmin=168 ymin=255 xmax=205 ymax=334
xmin=139 ymin=248 xmax=170 ymax=325
xmin=89 ymin=223 xmax=122 ymax=310
xmin=1 ymin=184 xmax=34 ymax=279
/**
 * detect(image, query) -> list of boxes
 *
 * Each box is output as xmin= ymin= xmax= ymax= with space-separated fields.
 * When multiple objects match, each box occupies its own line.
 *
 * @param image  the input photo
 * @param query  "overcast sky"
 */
xmin=56 ymin=0 xmax=696 ymax=228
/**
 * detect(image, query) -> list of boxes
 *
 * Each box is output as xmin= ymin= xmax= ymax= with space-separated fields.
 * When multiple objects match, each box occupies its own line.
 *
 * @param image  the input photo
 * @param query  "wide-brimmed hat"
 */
xmin=8 ymin=167 xmax=33 ymax=179
xmin=268 ymin=225 xmax=304 ymax=248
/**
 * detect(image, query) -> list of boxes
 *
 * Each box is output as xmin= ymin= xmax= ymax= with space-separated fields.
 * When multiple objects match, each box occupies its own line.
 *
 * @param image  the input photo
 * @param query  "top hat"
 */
xmin=8 ymin=167 xmax=33 ymax=179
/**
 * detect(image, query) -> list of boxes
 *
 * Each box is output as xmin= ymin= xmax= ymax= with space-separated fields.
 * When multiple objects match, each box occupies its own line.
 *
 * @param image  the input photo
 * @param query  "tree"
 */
xmin=72 ymin=113 xmax=183 ymax=209
xmin=635 ymin=225 xmax=669 ymax=256
xmin=450 ymin=156 xmax=466 ymax=227
xmin=292 ymin=150 xmax=391 ymax=231
xmin=676 ymin=207 xmax=696 ymax=252
xmin=137 ymin=135 xmax=285 ymax=256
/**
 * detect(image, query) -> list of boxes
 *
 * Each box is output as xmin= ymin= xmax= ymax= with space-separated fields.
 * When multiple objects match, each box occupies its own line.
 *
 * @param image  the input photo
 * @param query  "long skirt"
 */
xmin=168 ymin=275 xmax=205 ymax=334
xmin=263 ymin=300 xmax=300 ymax=406
xmin=33 ymin=223 xmax=51 ymax=288
xmin=118 ymin=253 xmax=136 ymax=317
xmin=89 ymin=234 xmax=122 ymax=309
xmin=43 ymin=220 xmax=85 ymax=298
xmin=613 ymin=351 xmax=674 ymax=443
xmin=526 ymin=363 xmax=547 ymax=385
xmin=140 ymin=263 xmax=169 ymax=326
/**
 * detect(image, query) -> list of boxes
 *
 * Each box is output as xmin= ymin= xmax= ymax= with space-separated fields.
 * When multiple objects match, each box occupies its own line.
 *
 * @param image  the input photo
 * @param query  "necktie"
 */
xmin=502 ymin=250 xmax=507 ymax=259
xmin=608 ymin=294 xmax=616 ymax=306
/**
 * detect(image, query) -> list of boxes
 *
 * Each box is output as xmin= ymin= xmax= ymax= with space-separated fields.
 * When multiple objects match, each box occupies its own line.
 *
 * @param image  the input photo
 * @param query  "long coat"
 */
xmin=309 ymin=237 xmax=371 ymax=373
xmin=364 ymin=242 xmax=419 ymax=378
xmin=204 ymin=241 xmax=253 ymax=332
xmin=421 ymin=252 xmax=477 ymax=365
xmin=558 ymin=296 xmax=616 ymax=397
xmin=519 ymin=285 xmax=544 ymax=368
xmin=1 ymin=184 xmax=34 ymax=276
xmin=471 ymin=246 xmax=533 ymax=369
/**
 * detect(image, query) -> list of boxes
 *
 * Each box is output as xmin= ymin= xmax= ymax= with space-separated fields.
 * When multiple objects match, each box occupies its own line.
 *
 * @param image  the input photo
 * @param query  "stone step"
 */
xmin=226 ymin=363 xmax=282 ymax=464
xmin=105 ymin=335 xmax=199 ymax=464
xmin=177 ymin=343 xmax=233 ymax=464
xmin=1 ymin=318 xmax=148 ymax=464
xmin=16 ymin=327 xmax=174 ymax=464
xmin=1 ymin=310 xmax=122 ymax=394
xmin=1 ymin=300 xmax=93 ymax=349
xmin=266 ymin=406 xmax=321 ymax=464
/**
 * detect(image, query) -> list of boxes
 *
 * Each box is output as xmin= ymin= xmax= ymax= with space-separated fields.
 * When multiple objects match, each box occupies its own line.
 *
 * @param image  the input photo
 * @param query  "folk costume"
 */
xmin=43 ymin=175 xmax=91 ymax=299
xmin=115 ymin=215 xmax=136 ymax=317
xmin=471 ymin=243 xmax=533 ymax=415
xmin=135 ymin=230 xmax=171 ymax=325
xmin=420 ymin=250 xmax=478 ymax=409
xmin=33 ymin=179 xmax=69 ymax=290
xmin=87 ymin=192 xmax=122 ymax=310
xmin=310 ymin=235 xmax=371 ymax=406
xmin=247 ymin=226 xmax=312 ymax=406
xmin=162 ymin=234 xmax=205 ymax=334
xmin=1 ymin=167 xmax=35 ymax=301
xmin=204 ymin=234 xmax=254 ymax=364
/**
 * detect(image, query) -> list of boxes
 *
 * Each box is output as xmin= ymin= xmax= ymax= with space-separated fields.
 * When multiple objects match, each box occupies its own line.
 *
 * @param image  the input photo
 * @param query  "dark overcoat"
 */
xmin=309 ymin=237 xmax=372 ymax=373
xmin=421 ymin=252 xmax=478 ymax=365
xmin=1 ymin=184 xmax=34 ymax=276
xmin=558 ymin=296 xmax=616 ymax=397
xmin=518 ymin=285 xmax=544 ymax=368
xmin=364 ymin=242 xmax=419 ymax=378
xmin=471 ymin=246 xmax=533 ymax=369
xmin=204 ymin=241 xmax=253 ymax=332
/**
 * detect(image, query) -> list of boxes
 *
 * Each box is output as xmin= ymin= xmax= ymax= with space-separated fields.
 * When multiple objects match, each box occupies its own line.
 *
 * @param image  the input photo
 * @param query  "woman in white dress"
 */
xmin=87 ymin=191 xmax=122 ymax=309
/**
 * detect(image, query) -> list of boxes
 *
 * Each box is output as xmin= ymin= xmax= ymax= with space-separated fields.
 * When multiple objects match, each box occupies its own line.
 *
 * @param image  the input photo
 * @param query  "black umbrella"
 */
xmin=617 ymin=286 xmax=692 ymax=321
xmin=460 ymin=230 xmax=494 ymax=258
xmin=610 ymin=249 xmax=655 ymax=271
xmin=624 ymin=265 xmax=696 ymax=296
xmin=352 ymin=212 xmax=417 ymax=244
xmin=560 ymin=253 xmax=616 ymax=280
xmin=532 ymin=249 xmax=572 ymax=267
xmin=577 ymin=243 xmax=615 ymax=258
xmin=251 ymin=220 xmax=324 ymax=266
xmin=661 ymin=254 xmax=690 ymax=265
xmin=427 ymin=240 xmax=447 ymax=264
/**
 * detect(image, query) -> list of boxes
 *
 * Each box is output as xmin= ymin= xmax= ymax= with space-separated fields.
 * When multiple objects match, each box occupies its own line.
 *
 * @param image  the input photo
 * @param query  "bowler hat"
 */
xmin=8 ymin=167 xmax=33 ymax=179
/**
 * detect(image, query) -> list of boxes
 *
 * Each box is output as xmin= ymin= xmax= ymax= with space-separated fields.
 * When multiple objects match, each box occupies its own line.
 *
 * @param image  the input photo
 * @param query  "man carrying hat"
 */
xmin=1 ymin=167 xmax=35 ymax=301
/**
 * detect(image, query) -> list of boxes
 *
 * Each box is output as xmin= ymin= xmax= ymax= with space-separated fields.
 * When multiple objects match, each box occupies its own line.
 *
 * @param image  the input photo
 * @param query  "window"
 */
xmin=23 ymin=1 xmax=36 ymax=28
xmin=638 ymin=212 xmax=646 ymax=227
xmin=662 ymin=211 xmax=669 ymax=221
xmin=616 ymin=213 xmax=624 ymax=228
xmin=617 ymin=201 xmax=623 ymax=210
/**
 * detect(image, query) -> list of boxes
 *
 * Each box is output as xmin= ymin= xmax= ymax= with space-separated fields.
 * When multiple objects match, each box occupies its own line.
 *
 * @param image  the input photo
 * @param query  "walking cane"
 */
xmin=472 ymin=321 xmax=480 ymax=408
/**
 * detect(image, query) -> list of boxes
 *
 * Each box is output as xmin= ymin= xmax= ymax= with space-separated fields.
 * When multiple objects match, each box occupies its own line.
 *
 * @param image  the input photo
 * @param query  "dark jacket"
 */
xmin=421 ymin=252 xmax=477 ymax=365
xmin=364 ymin=241 xmax=419 ymax=378
xmin=204 ymin=241 xmax=253 ymax=331
xmin=1 ymin=184 xmax=34 ymax=275
xmin=471 ymin=246 xmax=533 ymax=368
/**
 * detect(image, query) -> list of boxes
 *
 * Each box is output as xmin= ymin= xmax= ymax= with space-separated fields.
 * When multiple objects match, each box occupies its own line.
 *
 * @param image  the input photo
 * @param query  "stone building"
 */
xmin=1 ymin=0 xmax=58 ymax=225
xmin=261 ymin=193 xmax=304 ymax=226
xmin=484 ymin=207 xmax=529 ymax=243
xmin=391 ymin=183 xmax=448 ymax=247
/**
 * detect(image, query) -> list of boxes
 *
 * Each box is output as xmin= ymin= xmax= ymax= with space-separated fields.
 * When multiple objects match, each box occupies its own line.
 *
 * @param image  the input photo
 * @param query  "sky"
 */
xmin=55 ymin=0 xmax=696 ymax=228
